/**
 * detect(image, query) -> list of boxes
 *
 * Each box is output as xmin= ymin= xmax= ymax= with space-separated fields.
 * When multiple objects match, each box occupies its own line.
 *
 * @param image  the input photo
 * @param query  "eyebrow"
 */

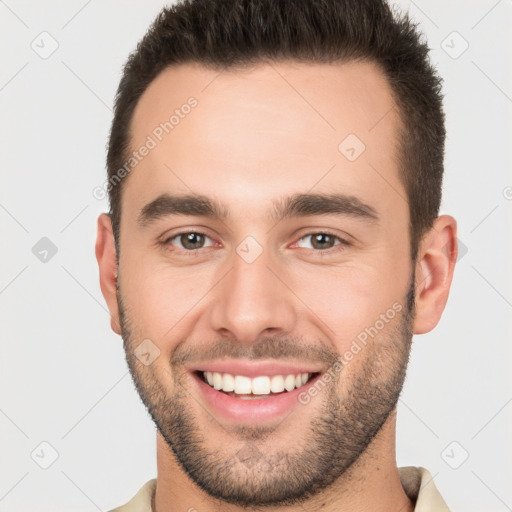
xmin=137 ymin=192 xmax=379 ymax=227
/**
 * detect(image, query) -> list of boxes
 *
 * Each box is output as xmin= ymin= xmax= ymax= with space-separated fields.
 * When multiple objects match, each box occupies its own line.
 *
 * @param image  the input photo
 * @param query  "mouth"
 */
xmin=195 ymin=370 xmax=321 ymax=399
xmin=188 ymin=362 xmax=324 ymax=424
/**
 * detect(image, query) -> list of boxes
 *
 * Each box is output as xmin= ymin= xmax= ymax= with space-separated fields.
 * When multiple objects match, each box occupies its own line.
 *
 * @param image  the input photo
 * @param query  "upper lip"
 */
xmin=188 ymin=359 xmax=325 ymax=378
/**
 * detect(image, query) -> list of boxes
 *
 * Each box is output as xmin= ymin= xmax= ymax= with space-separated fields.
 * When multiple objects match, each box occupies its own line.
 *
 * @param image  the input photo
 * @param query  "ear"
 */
xmin=413 ymin=215 xmax=458 ymax=334
xmin=95 ymin=213 xmax=122 ymax=335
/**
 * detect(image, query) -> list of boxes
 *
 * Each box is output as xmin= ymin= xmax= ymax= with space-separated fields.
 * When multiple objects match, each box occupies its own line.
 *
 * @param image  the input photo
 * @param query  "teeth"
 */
xmin=222 ymin=373 xmax=234 ymax=392
xmin=252 ymin=376 xmax=271 ymax=395
xmin=284 ymin=374 xmax=296 ymax=391
xmin=213 ymin=372 xmax=222 ymax=390
xmin=202 ymin=371 xmax=313 ymax=395
xmin=234 ymin=375 xmax=252 ymax=394
xmin=270 ymin=375 xmax=285 ymax=393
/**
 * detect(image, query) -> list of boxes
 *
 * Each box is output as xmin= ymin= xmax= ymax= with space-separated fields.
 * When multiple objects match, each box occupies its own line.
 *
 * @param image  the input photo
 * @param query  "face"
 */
xmin=112 ymin=61 xmax=417 ymax=505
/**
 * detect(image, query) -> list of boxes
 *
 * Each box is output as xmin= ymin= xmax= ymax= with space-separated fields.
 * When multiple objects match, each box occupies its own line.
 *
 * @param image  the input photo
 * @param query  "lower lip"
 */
xmin=190 ymin=371 xmax=321 ymax=424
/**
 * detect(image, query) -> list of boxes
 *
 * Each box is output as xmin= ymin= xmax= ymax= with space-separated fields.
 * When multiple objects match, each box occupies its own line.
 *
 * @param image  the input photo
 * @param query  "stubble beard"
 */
xmin=117 ymin=273 xmax=415 ymax=507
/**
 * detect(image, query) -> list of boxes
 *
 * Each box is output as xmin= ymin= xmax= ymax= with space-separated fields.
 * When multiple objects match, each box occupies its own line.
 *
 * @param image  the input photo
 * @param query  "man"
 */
xmin=95 ymin=0 xmax=457 ymax=510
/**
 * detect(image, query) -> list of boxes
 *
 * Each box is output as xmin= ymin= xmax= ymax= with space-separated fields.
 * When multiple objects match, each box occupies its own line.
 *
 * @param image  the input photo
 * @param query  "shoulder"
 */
xmin=107 ymin=479 xmax=157 ymax=512
xmin=398 ymin=466 xmax=451 ymax=511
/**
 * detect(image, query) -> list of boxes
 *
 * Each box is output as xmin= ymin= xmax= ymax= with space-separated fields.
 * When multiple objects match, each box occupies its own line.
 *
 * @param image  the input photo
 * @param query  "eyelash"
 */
xmin=160 ymin=230 xmax=351 ymax=256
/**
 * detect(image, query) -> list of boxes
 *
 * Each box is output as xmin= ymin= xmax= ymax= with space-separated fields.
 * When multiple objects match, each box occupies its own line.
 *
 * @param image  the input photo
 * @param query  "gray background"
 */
xmin=1 ymin=1 xmax=511 ymax=511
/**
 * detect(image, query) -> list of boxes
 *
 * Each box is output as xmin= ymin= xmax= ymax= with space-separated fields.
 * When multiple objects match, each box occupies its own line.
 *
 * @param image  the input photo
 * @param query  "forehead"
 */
xmin=124 ymin=60 xmax=404 ymax=222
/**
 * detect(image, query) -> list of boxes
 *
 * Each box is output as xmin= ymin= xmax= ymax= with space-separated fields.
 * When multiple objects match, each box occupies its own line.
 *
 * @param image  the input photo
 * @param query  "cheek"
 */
xmin=120 ymin=258 xmax=214 ymax=339
xmin=288 ymin=265 xmax=407 ymax=347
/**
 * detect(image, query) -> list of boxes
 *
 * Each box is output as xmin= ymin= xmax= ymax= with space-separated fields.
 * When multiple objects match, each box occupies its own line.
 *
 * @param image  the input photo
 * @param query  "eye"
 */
xmin=296 ymin=232 xmax=350 ymax=252
xmin=163 ymin=231 xmax=214 ymax=252
xmin=160 ymin=230 xmax=350 ymax=255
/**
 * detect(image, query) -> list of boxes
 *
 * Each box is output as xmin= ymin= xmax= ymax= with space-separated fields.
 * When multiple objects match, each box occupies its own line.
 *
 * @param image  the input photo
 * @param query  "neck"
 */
xmin=153 ymin=410 xmax=413 ymax=512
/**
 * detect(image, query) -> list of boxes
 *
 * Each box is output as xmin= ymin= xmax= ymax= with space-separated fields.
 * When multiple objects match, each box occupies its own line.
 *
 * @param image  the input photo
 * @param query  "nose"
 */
xmin=207 ymin=242 xmax=297 ymax=344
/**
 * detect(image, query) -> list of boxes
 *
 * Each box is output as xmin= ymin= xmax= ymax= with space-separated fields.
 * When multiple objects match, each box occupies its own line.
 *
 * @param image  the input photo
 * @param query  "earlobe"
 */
xmin=95 ymin=213 xmax=122 ymax=335
xmin=413 ymin=215 xmax=458 ymax=335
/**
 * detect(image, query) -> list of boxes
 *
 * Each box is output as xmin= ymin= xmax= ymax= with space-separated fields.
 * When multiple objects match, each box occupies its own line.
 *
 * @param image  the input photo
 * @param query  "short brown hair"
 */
xmin=106 ymin=0 xmax=445 ymax=260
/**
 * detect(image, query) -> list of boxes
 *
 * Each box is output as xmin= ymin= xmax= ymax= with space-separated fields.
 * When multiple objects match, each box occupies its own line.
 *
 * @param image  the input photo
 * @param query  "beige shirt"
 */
xmin=108 ymin=466 xmax=450 ymax=512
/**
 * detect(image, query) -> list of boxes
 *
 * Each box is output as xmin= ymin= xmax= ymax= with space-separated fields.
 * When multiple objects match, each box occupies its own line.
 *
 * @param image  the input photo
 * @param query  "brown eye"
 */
xmin=164 ymin=231 xmax=214 ymax=252
xmin=311 ymin=233 xmax=336 ymax=250
xmin=179 ymin=232 xmax=206 ymax=250
xmin=297 ymin=233 xmax=345 ymax=251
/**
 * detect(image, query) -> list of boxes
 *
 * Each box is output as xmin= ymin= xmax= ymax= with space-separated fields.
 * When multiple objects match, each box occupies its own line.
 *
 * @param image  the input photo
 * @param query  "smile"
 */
xmin=188 ymin=360 xmax=324 ymax=424
xmin=199 ymin=370 xmax=316 ymax=398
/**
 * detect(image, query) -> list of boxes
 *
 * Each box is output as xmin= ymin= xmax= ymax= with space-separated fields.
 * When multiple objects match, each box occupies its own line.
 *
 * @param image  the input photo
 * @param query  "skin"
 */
xmin=96 ymin=60 xmax=457 ymax=511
